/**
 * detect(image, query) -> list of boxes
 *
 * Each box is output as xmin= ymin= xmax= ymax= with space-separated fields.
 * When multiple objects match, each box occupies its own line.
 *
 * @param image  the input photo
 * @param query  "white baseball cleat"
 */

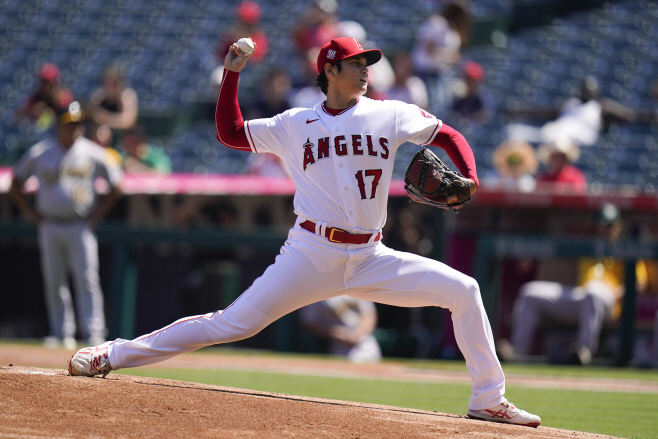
xmin=69 ymin=342 xmax=113 ymax=378
xmin=467 ymin=400 xmax=541 ymax=428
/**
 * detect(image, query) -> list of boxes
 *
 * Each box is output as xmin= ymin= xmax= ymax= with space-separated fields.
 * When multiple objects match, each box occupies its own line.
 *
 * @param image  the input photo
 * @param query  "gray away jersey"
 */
xmin=13 ymin=136 xmax=123 ymax=220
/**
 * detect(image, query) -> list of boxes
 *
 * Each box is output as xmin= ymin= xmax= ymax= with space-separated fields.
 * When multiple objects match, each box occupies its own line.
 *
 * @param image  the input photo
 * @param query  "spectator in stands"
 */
xmin=120 ymin=125 xmax=172 ymax=227
xmin=243 ymin=68 xmax=292 ymax=120
xmin=290 ymin=46 xmax=327 ymax=109
xmin=299 ymin=295 xmax=382 ymax=363
xmin=292 ymin=19 xmax=395 ymax=106
xmin=506 ymin=75 xmax=636 ymax=147
xmin=289 ymin=1 xmax=339 ymax=104
xmin=535 ymin=138 xmax=587 ymax=193
xmin=411 ymin=0 xmax=472 ymax=114
xmin=292 ymin=0 xmax=339 ymax=55
xmin=120 ymin=125 xmax=171 ymax=174
xmin=87 ymin=123 xmax=122 ymax=168
xmin=451 ymin=61 xmax=493 ymax=124
xmin=499 ymin=204 xmax=650 ymax=365
xmin=87 ymin=64 xmax=138 ymax=140
xmin=215 ymin=1 xmax=268 ymax=65
xmin=242 ymin=67 xmax=292 ymax=178
xmin=484 ymin=140 xmax=538 ymax=193
xmin=384 ymin=52 xmax=429 ymax=109
xmin=14 ymin=63 xmax=73 ymax=132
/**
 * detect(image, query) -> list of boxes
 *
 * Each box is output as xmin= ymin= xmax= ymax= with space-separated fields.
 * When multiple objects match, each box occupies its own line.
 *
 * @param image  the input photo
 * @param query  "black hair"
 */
xmin=315 ymin=60 xmax=342 ymax=95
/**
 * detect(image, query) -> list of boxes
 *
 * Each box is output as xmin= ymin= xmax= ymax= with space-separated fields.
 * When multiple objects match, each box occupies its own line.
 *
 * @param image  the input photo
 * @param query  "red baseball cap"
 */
xmin=39 ymin=63 xmax=60 ymax=83
xmin=316 ymin=37 xmax=382 ymax=74
xmin=463 ymin=61 xmax=484 ymax=81
xmin=236 ymin=1 xmax=261 ymax=25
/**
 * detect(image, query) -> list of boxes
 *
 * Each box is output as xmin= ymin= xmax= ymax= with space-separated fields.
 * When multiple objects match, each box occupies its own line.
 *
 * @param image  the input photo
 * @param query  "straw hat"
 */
xmin=538 ymin=137 xmax=580 ymax=163
xmin=492 ymin=140 xmax=538 ymax=177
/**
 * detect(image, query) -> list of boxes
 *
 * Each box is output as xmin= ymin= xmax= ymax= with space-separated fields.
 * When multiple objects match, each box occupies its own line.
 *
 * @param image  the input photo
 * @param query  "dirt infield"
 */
xmin=2 ymin=343 xmax=657 ymax=394
xmin=0 ymin=343 xmax=631 ymax=438
xmin=1 ymin=366 xmax=620 ymax=439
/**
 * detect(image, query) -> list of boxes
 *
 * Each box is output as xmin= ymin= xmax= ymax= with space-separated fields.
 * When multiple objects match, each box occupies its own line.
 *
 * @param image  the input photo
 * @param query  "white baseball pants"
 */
xmin=38 ymin=220 xmax=107 ymax=341
xmin=107 ymin=221 xmax=505 ymax=410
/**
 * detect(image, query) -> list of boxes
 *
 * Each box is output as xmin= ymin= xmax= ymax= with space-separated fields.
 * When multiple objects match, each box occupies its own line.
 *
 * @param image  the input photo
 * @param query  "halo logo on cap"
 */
xmin=316 ymin=37 xmax=382 ymax=74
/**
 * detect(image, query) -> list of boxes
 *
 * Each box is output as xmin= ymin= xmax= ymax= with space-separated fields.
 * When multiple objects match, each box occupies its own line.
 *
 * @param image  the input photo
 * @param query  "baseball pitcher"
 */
xmin=70 ymin=38 xmax=540 ymax=428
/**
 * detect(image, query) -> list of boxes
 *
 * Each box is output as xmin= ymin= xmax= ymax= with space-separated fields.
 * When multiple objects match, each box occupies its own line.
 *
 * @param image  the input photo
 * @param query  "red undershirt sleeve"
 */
xmin=215 ymin=69 xmax=251 ymax=151
xmin=429 ymin=124 xmax=479 ymax=187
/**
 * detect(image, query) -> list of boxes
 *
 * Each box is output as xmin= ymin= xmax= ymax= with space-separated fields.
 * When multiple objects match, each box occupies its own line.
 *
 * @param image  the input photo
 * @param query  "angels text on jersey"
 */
xmin=302 ymin=134 xmax=390 ymax=171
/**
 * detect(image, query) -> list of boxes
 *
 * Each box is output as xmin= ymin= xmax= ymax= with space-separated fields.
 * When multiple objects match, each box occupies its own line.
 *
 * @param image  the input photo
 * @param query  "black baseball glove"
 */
xmin=404 ymin=147 xmax=472 ymax=211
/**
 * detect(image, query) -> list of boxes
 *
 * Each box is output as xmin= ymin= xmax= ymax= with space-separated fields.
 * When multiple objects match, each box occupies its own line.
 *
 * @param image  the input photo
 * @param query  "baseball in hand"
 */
xmin=235 ymin=38 xmax=254 ymax=56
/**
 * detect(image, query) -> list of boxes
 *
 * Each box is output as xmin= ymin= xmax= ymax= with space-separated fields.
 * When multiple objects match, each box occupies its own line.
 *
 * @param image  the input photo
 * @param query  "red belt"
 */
xmin=300 ymin=220 xmax=381 ymax=244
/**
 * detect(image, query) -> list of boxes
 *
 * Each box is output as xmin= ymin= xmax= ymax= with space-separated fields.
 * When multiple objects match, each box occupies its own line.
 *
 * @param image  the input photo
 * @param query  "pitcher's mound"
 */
xmin=0 ymin=366 xmax=618 ymax=438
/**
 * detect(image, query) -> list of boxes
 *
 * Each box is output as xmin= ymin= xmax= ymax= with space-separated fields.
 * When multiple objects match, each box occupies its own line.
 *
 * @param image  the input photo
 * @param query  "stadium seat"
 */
xmin=0 ymin=0 xmax=656 ymax=180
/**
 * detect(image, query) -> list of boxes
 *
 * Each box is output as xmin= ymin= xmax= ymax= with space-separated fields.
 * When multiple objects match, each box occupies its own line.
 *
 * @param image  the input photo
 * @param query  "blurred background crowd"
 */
xmin=1 ymin=0 xmax=656 ymax=189
xmin=1 ymin=0 xmax=658 ymax=367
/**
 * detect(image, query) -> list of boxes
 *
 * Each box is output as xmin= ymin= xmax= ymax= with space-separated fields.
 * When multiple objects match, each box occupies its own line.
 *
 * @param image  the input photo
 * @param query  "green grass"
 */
xmin=397 ymin=357 xmax=658 ymax=382
xmin=197 ymin=346 xmax=658 ymax=381
xmin=117 ymin=354 xmax=658 ymax=439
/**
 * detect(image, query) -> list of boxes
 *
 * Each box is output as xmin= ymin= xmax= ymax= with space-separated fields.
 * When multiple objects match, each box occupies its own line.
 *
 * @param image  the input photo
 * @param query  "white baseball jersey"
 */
xmin=245 ymin=98 xmax=442 ymax=233
xmin=103 ymin=85 xmax=508 ymax=412
xmin=13 ymin=136 xmax=122 ymax=220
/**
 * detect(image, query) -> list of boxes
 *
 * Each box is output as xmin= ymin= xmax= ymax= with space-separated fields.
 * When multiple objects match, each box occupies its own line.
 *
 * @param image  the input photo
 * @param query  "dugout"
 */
xmin=0 ymin=171 xmax=657 ymax=365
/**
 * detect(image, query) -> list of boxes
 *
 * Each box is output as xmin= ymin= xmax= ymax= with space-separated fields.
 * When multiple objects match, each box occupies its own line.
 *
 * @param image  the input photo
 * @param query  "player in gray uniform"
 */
xmin=10 ymin=102 xmax=123 ymax=349
xmin=300 ymin=296 xmax=382 ymax=363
